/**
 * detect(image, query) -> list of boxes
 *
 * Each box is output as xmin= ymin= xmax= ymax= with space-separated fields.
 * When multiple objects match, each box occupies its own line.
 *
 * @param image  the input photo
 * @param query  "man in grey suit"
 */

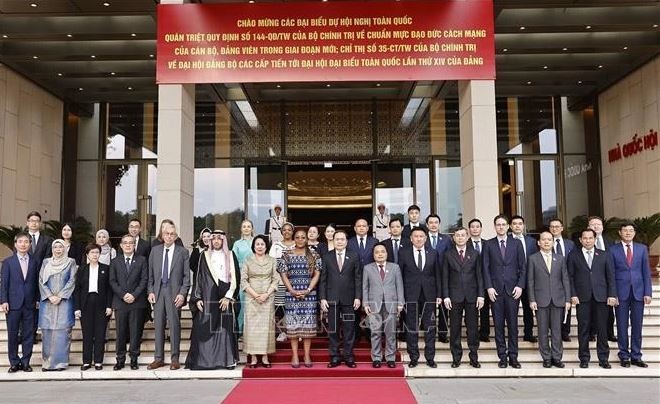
xmin=363 ymin=243 xmax=404 ymax=369
xmin=147 ymin=222 xmax=190 ymax=370
xmin=528 ymin=231 xmax=572 ymax=368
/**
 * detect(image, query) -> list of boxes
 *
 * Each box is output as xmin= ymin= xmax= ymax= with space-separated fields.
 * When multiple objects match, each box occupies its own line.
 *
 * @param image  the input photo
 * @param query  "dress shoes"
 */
xmin=469 ymin=359 xmax=481 ymax=369
xmin=372 ymin=360 xmax=382 ymax=368
xmin=147 ymin=360 xmax=165 ymax=370
xmin=608 ymin=335 xmax=618 ymax=342
xmin=170 ymin=360 xmax=181 ymax=370
xmin=262 ymin=362 xmax=272 ymax=368
xmin=598 ymin=361 xmax=611 ymax=369
xmin=509 ymin=359 xmax=521 ymax=369
xmin=7 ymin=365 xmax=20 ymax=373
xmin=23 ymin=365 xmax=33 ymax=372
xmin=130 ymin=360 xmax=139 ymax=370
xmin=327 ymin=360 xmax=340 ymax=368
xmin=426 ymin=360 xmax=437 ymax=368
xmin=498 ymin=359 xmax=507 ymax=368
xmin=620 ymin=360 xmax=631 ymax=368
xmin=438 ymin=335 xmax=449 ymax=343
xmin=345 ymin=361 xmax=357 ymax=368
xmin=589 ymin=336 xmax=596 ymax=342
xmin=94 ymin=364 xmax=103 ymax=371
xmin=523 ymin=336 xmax=538 ymax=343
xmin=542 ymin=360 xmax=552 ymax=368
xmin=631 ymin=360 xmax=648 ymax=368
xmin=408 ymin=359 xmax=418 ymax=368
xmin=579 ymin=361 xmax=589 ymax=368
xmin=479 ymin=336 xmax=490 ymax=343
xmin=226 ymin=366 xmax=235 ymax=370
xmin=552 ymin=360 xmax=565 ymax=368
xmin=562 ymin=336 xmax=571 ymax=342
xmin=81 ymin=364 xmax=91 ymax=371
xmin=451 ymin=360 xmax=460 ymax=368
xmin=113 ymin=362 xmax=125 ymax=371
xmin=387 ymin=361 xmax=396 ymax=368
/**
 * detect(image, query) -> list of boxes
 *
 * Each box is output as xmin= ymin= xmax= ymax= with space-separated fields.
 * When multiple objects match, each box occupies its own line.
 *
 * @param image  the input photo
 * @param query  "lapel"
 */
xmin=334 ymin=250 xmax=344 ymax=273
xmin=423 ymin=248 xmax=433 ymax=271
xmin=548 ymin=253 xmax=560 ymax=275
xmin=155 ymin=245 xmax=165 ymax=281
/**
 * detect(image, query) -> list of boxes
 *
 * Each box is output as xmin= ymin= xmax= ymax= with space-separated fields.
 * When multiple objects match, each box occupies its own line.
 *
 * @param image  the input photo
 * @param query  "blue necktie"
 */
xmin=474 ymin=240 xmax=481 ymax=253
xmin=431 ymin=235 xmax=437 ymax=249
xmin=162 ymin=248 xmax=170 ymax=284
xmin=393 ymin=239 xmax=399 ymax=264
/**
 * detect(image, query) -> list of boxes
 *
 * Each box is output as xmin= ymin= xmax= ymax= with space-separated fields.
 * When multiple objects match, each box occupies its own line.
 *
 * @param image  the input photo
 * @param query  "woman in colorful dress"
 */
xmin=277 ymin=229 xmax=321 ymax=368
xmin=39 ymin=239 xmax=78 ymax=371
xmin=232 ymin=219 xmax=255 ymax=335
xmin=241 ymin=234 xmax=280 ymax=368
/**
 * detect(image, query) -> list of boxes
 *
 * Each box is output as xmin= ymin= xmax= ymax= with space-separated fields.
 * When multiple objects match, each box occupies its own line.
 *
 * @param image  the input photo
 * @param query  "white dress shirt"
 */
xmin=513 ymin=233 xmax=527 ymax=257
xmin=554 ymin=237 xmax=567 ymax=257
xmin=414 ymin=247 xmax=426 ymax=269
xmin=88 ymin=263 xmax=99 ymax=293
xmin=162 ymin=245 xmax=174 ymax=276
xmin=582 ymin=248 xmax=594 ymax=266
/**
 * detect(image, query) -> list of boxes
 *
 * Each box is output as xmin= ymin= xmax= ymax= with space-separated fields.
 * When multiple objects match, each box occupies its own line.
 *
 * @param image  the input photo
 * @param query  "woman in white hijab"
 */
xmin=39 ymin=239 xmax=78 ymax=371
xmin=95 ymin=229 xmax=116 ymax=265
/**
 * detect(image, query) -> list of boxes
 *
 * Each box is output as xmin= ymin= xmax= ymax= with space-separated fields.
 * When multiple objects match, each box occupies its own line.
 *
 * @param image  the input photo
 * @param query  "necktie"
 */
xmin=359 ymin=238 xmax=365 ymax=251
xmin=125 ymin=257 xmax=131 ymax=272
xmin=337 ymin=252 xmax=343 ymax=271
xmin=379 ymin=264 xmax=385 ymax=281
xmin=162 ymin=248 xmax=170 ymax=284
xmin=459 ymin=249 xmax=464 ymax=263
xmin=20 ymin=256 xmax=28 ymax=280
xmin=393 ymin=239 xmax=399 ymax=263
xmin=431 ymin=235 xmax=437 ymax=249
xmin=474 ymin=240 xmax=480 ymax=253
xmin=555 ymin=239 xmax=564 ymax=256
xmin=544 ymin=253 xmax=552 ymax=272
xmin=31 ymin=234 xmax=36 ymax=254
xmin=586 ymin=250 xmax=593 ymax=269
xmin=417 ymin=249 xmax=423 ymax=271
xmin=596 ymin=236 xmax=604 ymax=250
xmin=499 ymin=240 xmax=506 ymax=259
xmin=626 ymin=244 xmax=633 ymax=266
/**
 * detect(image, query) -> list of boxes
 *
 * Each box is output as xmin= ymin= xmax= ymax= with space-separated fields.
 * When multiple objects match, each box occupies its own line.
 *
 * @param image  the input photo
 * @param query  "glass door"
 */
xmin=246 ymin=164 xmax=286 ymax=236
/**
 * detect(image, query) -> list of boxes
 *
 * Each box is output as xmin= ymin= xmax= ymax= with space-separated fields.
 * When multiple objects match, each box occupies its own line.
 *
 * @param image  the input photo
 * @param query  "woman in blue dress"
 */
xmin=38 ymin=239 xmax=77 ymax=371
xmin=232 ymin=219 xmax=255 ymax=335
xmin=277 ymin=229 xmax=321 ymax=368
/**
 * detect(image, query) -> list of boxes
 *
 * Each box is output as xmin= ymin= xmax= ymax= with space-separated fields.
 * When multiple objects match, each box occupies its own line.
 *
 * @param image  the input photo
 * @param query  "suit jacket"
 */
xmin=29 ymin=233 xmax=53 ymax=268
xmin=610 ymin=242 xmax=652 ymax=301
xmin=0 ymin=253 xmax=39 ymax=310
xmin=512 ymin=234 xmax=538 ymax=260
xmin=482 ymin=235 xmax=526 ymax=296
xmin=527 ymin=252 xmax=571 ymax=308
xmin=425 ymin=233 xmax=451 ymax=265
xmin=148 ymin=243 xmax=191 ymax=301
xmin=347 ymin=235 xmax=377 ymax=267
xmin=134 ymin=237 xmax=152 ymax=259
xmin=401 ymin=223 xmax=428 ymax=241
xmin=67 ymin=241 xmax=84 ymax=266
xmin=442 ymin=247 xmax=483 ymax=303
xmin=109 ymin=255 xmax=148 ymax=310
xmin=320 ymin=249 xmax=362 ymax=305
xmin=74 ymin=263 xmax=112 ymax=311
xmin=554 ymin=237 xmax=575 ymax=257
xmin=398 ymin=245 xmax=441 ymax=302
xmin=382 ymin=237 xmax=410 ymax=263
xmin=466 ymin=238 xmax=489 ymax=255
xmin=567 ymin=248 xmax=616 ymax=303
xmin=362 ymin=261 xmax=404 ymax=313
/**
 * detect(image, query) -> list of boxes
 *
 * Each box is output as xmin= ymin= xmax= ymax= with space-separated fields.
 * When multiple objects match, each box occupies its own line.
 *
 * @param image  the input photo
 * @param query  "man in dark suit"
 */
xmin=347 ymin=218 xmax=377 ymax=267
xmin=383 ymin=218 xmax=410 ymax=265
xmin=399 ymin=227 xmax=442 ymax=368
xmin=549 ymin=218 xmax=576 ymax=341
xmin=467 ymin=218 xmax=491 ymax=342
xmin=320 ymin=230 xmax=362 ymax=368
xmin=25 ymin=210 xmax=52 ymax=343
xmin=511 ymin=215 xmax=539 ymax=343
xmin=442 ymin=227 xmax=484 ymax=368
xmin=588 ymin=216 xmax=617 ymax=342
xmin=110 ymin=234 xmax=149 ymax=370
xmin=568 ymin=228 xmax=617 ymax=369
xmin=1 ymin=233 xmax=39 ymax=373
xmin=528 ymin=231 xmax=572 ymax=368
xmin=425 ymin=214 xmax=450 ymax=343
xmin=401 ymin=204 xmax=427 ymax=240
xmin=147 ymin=221 xmax=190 ymax=370
xmin=128 ymin=218 xmax=151 ymax=259
xmin=482 ymin=214 xmax=526 ymax=368
xmin=611 ymin=222 xmax=652 ymax=368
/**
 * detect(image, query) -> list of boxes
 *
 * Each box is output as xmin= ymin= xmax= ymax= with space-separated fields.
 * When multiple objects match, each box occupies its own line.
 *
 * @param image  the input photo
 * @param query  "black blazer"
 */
xmin=30 ymin=233 xmax=53 ymax=267
xmin=401 ymin=223 xmax=428 ymax=241
xmin=67 ymin=241 xmax=85 ymax=266
xmin=347 ymin=235 xmax=377 ymax=267
xmin=320 ymin=250 xmax=362 ymax=305
xmin=109 ymin=255 xmax=148 ymax=310
xmin=74 ymin=263 xmax=112 ymax=311
xmin=382 ymin=237 xmax=410 ymax=263
xmin=482 ymin=235 xmax=526 ymax=296
xmin=442 ymin=247 xmax=483 ymax=303
xmin=398 ymin=245 xmax=441 ymax=302
xmin=567 ymin=248 xmax=617 ymax=303
xmin=134 ymin=237 xmax=152 ymax=259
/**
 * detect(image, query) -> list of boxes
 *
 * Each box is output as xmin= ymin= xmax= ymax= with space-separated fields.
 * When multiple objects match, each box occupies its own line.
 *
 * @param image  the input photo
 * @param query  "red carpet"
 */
xmin=242 ymin=362 xmax=404 ymax=378
xmin=223 ymin=379 xmax=416 ymax=404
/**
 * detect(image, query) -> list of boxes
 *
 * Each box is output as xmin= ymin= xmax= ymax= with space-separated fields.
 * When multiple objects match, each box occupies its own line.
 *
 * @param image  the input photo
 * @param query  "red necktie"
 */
xmin=379 ymin=264 xmax=385 ymax=281
xmin=626 ymin=244 xmax=633 ymax=266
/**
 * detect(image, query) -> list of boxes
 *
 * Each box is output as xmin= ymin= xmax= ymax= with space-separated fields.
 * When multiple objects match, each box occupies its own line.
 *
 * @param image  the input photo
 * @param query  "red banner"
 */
xmin=156 ymin=0 xmax=495 ymax=84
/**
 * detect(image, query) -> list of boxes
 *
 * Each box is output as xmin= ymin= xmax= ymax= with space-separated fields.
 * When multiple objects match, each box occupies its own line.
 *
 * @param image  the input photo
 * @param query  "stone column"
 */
xmin=458 ymin=80 xmax=500 ymax=239
xmin=156 ymin=84 xmax=195 ymax=245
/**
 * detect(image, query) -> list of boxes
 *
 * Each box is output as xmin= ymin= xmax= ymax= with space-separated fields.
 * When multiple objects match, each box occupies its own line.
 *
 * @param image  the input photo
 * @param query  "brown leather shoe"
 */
xmin=170 ymin=360 xmax=180 ymax=370
xmin=147 ymin=360 xmax=165 ymax=370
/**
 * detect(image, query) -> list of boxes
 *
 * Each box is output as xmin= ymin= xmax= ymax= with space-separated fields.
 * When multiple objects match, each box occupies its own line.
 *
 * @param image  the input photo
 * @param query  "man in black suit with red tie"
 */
xmin=568 ymin=229 xmax=618 ymax=369
xmin=399 ymin=227 xmax=442 ymax=368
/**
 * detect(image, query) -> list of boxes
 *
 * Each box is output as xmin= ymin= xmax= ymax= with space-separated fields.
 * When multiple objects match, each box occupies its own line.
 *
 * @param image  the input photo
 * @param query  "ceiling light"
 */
xmin=502 ymin=48 xmax=508 ymax=52
xmin=249 ymin=0 xmax=255 ymax=3
xmin=623 ymin=46 xmax=628 ymax=50
xmin=562 ymin=47 xmax=568 ymax=51
xmin=110 ymin=72 xmax=116 ymax=75
xmin=66 ymin=34 xmax=73 ymax=38
xmin=78 ymin=87 xmax=83 ymax=91
xmin=103 ymin=2 xmax=110 ymax=6
xmin=598 ymin=65 xmax=603 ymax=69
xmin=326 ymin=84 xmax=331 ymax=87
xmin=1 ymin=35 xmax=7 ymax=38
xmin=91 ymin=55 xmax=96 ymax=58
xmin=149 ymin=54 xmax=154 ymax=58
xmin=127 ymin=86 xmax=133 ymax=90
xmin=527 ymin=81 xmax=532 ymax=85
xmin=276 ymin=84 xmax=281 ymax=88
xmin=543 ymin=65 xmax=548 ymax=69
xmin=30 ymin=3 xmax=37 ymax=7
xmin=32 ymin=55 xmax=38 ymax=59
xmin=519 ymin=26 xmax=525 ymax=30
xmin=585 ymin=25 xmax=592 ymax=29
xmin=57 ymin=73 xmax=62 ymax=76
xmin=376 ymin=83 xmax=381 ymax=87
xmin=131 ymin=33 xmax=136 ymax=37
xmin=577 ymin=81 xmax=583 ymax=84
xmin=654 ymin=24 xmax=658 ymax=28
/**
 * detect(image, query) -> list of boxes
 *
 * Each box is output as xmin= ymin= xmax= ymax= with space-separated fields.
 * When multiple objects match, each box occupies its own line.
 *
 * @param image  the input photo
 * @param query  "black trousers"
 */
xmin=327 ymin=303 xmax=356 ymax=362
xmin=607 ymin=306 xmax=616 ymax=339
xmin=562 ymin=307 xmax=572 ymax=339
xmin=115 ymin=308 xmax=146 ymax=362
xmin=81 ymin=293 xmax=109 ymax=364
xmin=437 ymin=305 xmax=449 ymax=339
xmin=405 ymin=292 xmax=436 ymax=361
xmin=520 ymin=289 xmax=535 ymax=338
xmin=492 ymin=293 xmax=519 ymax=360
xmin=479 ymin=295 xmax=491 ymax=338
xmin=7 ymin=306 xmax=35 ymax=367
xmin=449 ymin=301 xmax=479 ymax=362
xmin=577 ymin=300 xmax=610 ymax=362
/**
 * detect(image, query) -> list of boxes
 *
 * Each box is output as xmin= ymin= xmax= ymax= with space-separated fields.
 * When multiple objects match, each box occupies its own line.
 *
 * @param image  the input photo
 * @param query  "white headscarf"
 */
xmin=41 ymin=239 xmax=73 ymax=283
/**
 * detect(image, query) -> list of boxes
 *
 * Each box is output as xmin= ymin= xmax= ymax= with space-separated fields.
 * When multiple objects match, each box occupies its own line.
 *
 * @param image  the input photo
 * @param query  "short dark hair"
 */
xmin=619 ymin=222 xmax=636 ymax=231
xmin=587 ymin=216 xmax=604 ymax=225
xmin=85 ymin=243 xmax=101 ymax=255
xmin=453 ymin=227 xmax=468 ymax=235
xmin=580 ymin=229 xmax=597 ymax=238
xmin=26 ymin=211 xmax=41 ymax=221
xmin=14 ymin=232 xmax=30 ymax=243
xmin=407 ymin=204 xmax=421 ymax=213
xmin=389 ymin=218 xmax=403 ymax=227
xmin=549 ymin=217 xmax=563 ymax=226
xmin=334 ymin=229 xmax=348 ymax=238
xmin=425 ymin=214 xmax=441 ymax=224
xmin=511 ymin=215 xmax=525 ymax=223
xmin=252 ymin=234 xmax=270 ymax=253
xmin=128 ymin=218 xmax=142 ymax=226
xmin=354 ymin=218 xmax=368 ymax=226
xmin=372 ymin=242 xmax=388 ymax=257
xmin=120 ymin=234 xmax=135 ymax=244
xmin=467 ymin=218 xmax=482 ymax=227
xmin=411 ymin=227 xmax=427 ymax=236
xmin=493 ymin=214 xmax=509 ymax=224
